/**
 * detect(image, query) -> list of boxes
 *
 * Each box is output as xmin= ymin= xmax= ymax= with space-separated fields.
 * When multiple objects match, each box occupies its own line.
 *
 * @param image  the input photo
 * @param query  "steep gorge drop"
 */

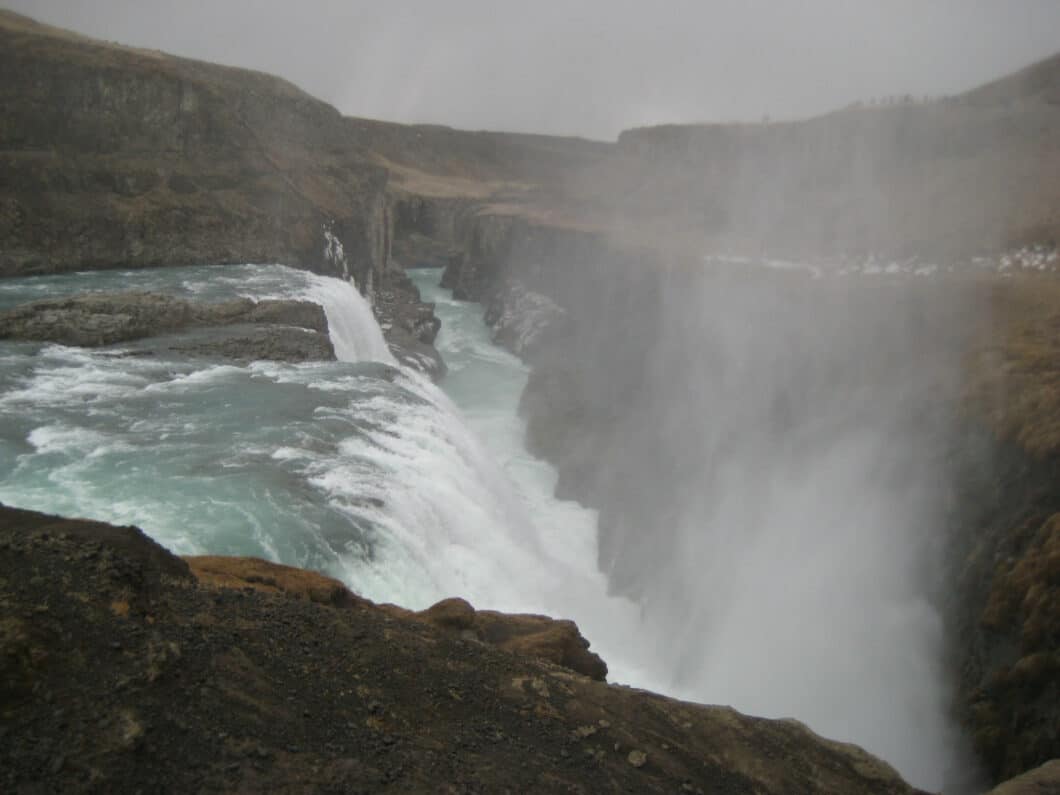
xmin=0 ymin=260 xmax=979 ymax=791
xmin=0 ymin=262 xmax=650 ymax=681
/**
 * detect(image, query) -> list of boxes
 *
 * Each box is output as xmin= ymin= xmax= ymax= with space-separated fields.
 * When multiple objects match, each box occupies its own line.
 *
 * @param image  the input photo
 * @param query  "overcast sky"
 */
xmin=6 ymin=0 xmax=1060 ymax=140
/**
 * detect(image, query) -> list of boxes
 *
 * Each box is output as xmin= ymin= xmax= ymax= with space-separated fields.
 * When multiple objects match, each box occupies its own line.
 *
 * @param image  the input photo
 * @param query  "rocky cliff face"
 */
xmin=0 ymin=11 xmax=389 ymax=284
xmin=442 ymin=217 xmax=1060 ymax=785
xmin=602 ymin=54 xmax=1060 ymax=261
xmin=944 ymin=429 xmax=1060 ymax=782
xmin=418 ymin=51 xmax=1060 ymax=786
xmin=0 ymin=11 xmax=617 ymax=374
xmin=1 ymin=504 xmax=928 ymax=794
xmin=0 ymin=10 xmax=444 ymax=370
xmin=946 ymin=278 xmax=1060 ymax=781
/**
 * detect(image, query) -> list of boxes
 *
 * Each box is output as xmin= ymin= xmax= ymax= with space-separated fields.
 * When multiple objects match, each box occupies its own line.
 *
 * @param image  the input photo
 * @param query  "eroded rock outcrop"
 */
xmin=485 ymin=281 xmax=570 ymax=359
xmin=373 ymin=268 xmax=446 ymax=378
xmin=0 ymin=11 xmax=389 ymax=283
xmin=0 ymin=290 xmax=335 ymax=362
xmin=183 ymin=559 xmax=603 ymax=679
xmin=0 ymin=503 xmax=926 ymax=794
xmin=403 ymin=596 xmax=608 ymax=682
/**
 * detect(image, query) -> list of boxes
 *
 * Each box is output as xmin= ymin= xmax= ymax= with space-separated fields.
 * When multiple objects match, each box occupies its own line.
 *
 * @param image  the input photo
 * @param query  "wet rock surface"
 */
xmin=375 ymin=268 xmax=446 ymax=379
xmin=484 ymin=281 xmax=570 ymax=360
xmin=0 ymin=291 xmax=335 ymax=362
xmin=163 ymin=324 xmax=336 ymax=363
xmin=184 ymin=563 xmax=605 ymax=680
xmin=0 ymin=503 xmax=926 ymax=794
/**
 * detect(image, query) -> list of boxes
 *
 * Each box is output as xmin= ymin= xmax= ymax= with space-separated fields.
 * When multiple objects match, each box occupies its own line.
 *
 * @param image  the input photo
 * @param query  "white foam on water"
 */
xmin=0 ymin=349 xmax=155 ymax=409
xmin=395 ymin=273 xmax=664 ymax=689
xmin=27 ymin=424 xmax=111 ymax=455
xmin=0 ymin=264 xmax=663 ymax=700
xmin=143 ymin=364 xmax=244 ymax=392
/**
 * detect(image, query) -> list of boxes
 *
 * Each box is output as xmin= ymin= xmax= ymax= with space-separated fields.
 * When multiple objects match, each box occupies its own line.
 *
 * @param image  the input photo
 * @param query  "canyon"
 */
xmin=1 ymin=7 xmax=1059 ymax=791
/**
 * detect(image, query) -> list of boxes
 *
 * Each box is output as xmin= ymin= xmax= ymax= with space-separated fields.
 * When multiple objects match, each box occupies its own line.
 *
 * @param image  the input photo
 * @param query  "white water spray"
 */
xmin=300 ymin=272 xmax=394 ymax=365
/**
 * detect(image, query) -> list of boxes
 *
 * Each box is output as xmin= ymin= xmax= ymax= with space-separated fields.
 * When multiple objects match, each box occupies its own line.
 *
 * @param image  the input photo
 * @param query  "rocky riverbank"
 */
xmin=0 ymin=503 xmax=930 ymax=794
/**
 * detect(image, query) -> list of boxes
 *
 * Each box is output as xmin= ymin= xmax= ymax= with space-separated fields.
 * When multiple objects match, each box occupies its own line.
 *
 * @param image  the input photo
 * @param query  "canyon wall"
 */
xmin=416 ymin=54 xmax=1060 ymax=785
xmin=599 ymin=53 xmax=1060 ymax=261
xmin=3 ymin=7 xmax=1059 ymax=784
xmin=6 ymin=8 xmax=1059 ymax=283
xmin=0 ymin=11 xmax=390 ymax=285
xmin=437 ymin=214 xmax=1059 ymax=785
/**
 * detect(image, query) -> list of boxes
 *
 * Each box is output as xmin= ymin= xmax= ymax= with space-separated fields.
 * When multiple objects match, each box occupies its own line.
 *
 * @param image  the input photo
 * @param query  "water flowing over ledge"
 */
xmin=0 ymin=262 xmax=981 ymax=789
xmin=0 ymin=262 xmax=652 ymax=683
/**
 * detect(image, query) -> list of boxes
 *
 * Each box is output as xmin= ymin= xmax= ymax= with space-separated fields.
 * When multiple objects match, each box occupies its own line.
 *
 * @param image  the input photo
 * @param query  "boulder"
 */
xmin=413 ymin=597 xmax=609 ymax=681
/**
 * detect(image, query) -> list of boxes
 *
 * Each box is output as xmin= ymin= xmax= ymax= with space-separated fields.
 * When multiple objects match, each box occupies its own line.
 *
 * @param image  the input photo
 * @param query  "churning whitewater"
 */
xmin=0 ymin=263 xmax=649 ymax=679
xmin=0 ymin=263 xmax=962 ymax=789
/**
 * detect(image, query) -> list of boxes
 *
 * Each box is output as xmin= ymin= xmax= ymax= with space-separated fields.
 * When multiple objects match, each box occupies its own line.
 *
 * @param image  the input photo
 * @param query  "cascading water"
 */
xmin=0 ymin=261 xmax=974 ymax=790
xmin=551 ymin=265 xmax=981 ymax=792
xmin=300 ymin=273 xmax=394 ymax=364
xmin=0 ymin=263 xmax=654 ymax=686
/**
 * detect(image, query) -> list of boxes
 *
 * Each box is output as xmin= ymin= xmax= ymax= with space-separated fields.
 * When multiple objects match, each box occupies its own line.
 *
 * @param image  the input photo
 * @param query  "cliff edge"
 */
xmin=0 ymin=503 xmax=927 ymax=793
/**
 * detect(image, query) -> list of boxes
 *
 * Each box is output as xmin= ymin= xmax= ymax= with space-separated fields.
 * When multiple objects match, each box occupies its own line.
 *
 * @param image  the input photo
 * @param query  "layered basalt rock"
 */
xmin=0 ymin=11 xmax=395 ymax=285
xmin=387 ymin=194 xmax=475 ymax=269
xmin=373 ymin=268 xmax=446 ymax=378
xmin=0 ymin=503 xmax=929 ymax=794
xmin=0 ymin=290 xmax=335 ymax=362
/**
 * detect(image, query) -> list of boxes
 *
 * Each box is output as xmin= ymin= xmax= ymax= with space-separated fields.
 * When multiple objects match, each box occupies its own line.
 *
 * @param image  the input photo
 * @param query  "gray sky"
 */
xmin=6 ymin=0 xmax=1060 ymax=139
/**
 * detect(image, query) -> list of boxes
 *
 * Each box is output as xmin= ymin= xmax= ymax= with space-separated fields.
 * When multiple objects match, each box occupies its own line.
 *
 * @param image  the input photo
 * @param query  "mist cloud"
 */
xmin=6 ymin=0 xmax=1060 ymax=138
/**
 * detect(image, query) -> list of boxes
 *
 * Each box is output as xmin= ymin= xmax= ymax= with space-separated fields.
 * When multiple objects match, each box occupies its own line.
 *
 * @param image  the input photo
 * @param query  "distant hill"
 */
xmin=603 ymin=51 xmax=1060 ymax=259
xmin=1 ymin=6 xmax=1057 ymax=276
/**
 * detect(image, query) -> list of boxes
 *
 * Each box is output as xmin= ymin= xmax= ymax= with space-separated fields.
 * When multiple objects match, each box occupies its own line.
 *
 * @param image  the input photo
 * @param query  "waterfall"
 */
xmin=591 ymin=268 xmax=979 ymax=791
xmin=300 ymin=272 xmax=395 ymax=365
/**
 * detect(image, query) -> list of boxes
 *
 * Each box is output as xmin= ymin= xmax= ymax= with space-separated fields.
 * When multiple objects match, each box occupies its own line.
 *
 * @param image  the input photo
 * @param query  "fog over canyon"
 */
xmin=1 ymin=4 xmax=1059 ymax=793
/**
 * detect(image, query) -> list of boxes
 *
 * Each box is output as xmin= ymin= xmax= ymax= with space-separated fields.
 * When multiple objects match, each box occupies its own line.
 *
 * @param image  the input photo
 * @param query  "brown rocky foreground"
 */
xmin=0 ymin=503 xmax=931 ymax=794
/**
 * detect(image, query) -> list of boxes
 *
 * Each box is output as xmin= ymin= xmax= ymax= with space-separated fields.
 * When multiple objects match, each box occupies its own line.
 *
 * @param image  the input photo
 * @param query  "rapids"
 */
xmin=0 ymin=262 xmax=968 ymax=789
xmin=0 ymin=263 xmax=653 ymax=684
